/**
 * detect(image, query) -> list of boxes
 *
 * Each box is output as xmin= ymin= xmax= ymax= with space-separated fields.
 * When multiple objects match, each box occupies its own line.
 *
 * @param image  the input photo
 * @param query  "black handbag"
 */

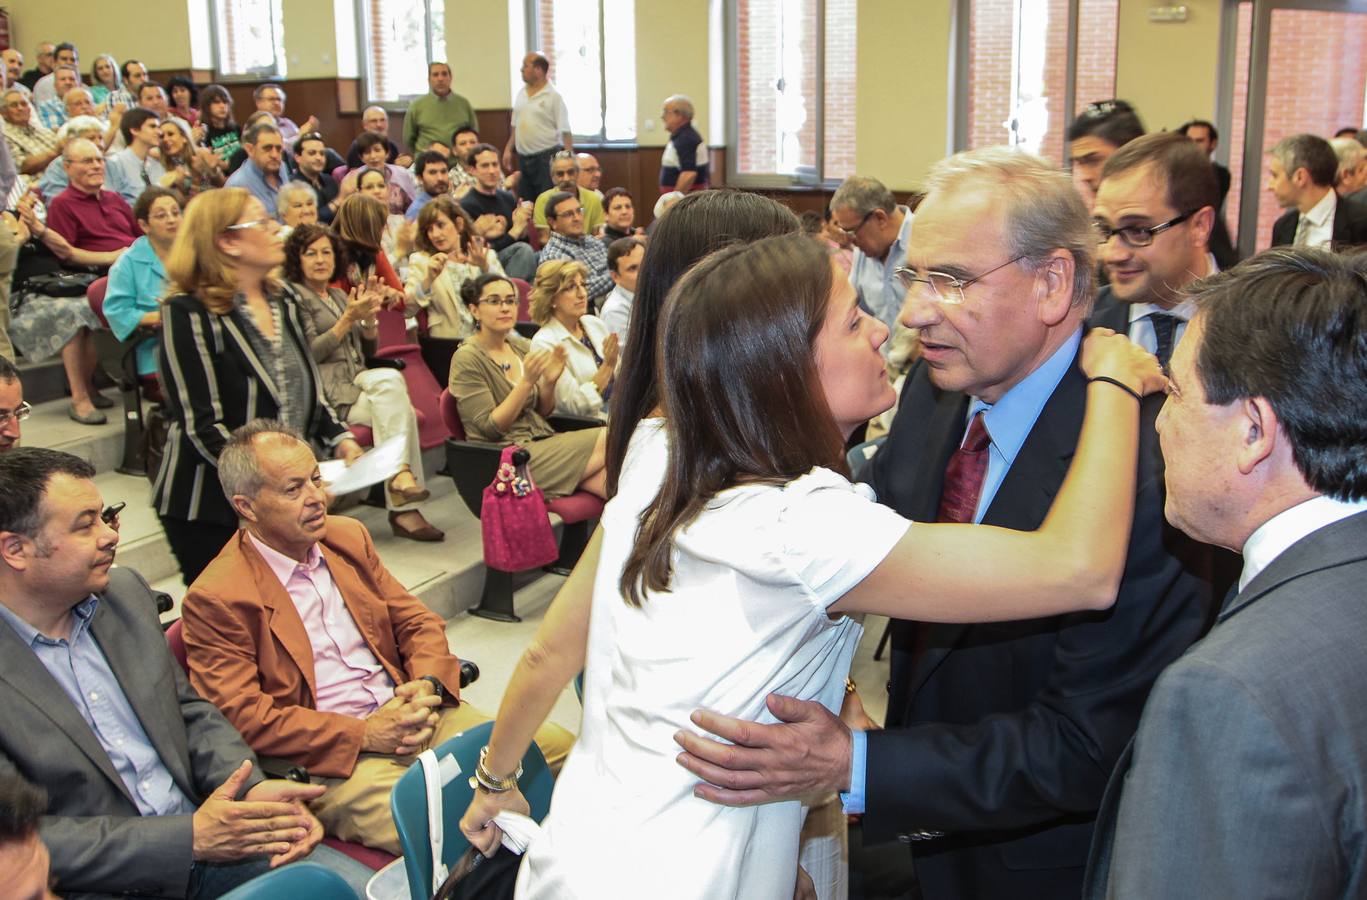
xmin=9 ymin=237 xmax=102 ymax=312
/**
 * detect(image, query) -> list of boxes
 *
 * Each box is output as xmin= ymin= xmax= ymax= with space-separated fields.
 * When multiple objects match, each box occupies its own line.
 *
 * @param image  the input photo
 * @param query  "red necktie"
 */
xmin=937 ymin=412 xmax=991 ymax=524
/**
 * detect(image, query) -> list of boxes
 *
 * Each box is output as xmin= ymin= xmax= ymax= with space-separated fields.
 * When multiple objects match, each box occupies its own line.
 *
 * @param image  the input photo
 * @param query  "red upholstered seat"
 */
xmin=548 ymin=492 xmax=603 ymax=524
xmin=87 ymin=276 xmax=110 ymax=328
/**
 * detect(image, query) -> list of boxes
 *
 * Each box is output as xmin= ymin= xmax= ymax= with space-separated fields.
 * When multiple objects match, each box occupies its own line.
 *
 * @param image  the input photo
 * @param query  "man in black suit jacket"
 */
xmin=1268 ymin=133 xmax=1367 ymax=250
xmin=673 ymin=148 xmax=1217 ymax=899
xmin=1085 ymin=249 xmax=1367 ymax=898
xmin=1178 ymin=119 xmax=1239 ymax=269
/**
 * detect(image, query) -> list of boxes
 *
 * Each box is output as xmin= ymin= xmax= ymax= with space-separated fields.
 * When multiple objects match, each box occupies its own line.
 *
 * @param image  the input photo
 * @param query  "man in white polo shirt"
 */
xmin=504 ymin=51 xmax=572 ymax=202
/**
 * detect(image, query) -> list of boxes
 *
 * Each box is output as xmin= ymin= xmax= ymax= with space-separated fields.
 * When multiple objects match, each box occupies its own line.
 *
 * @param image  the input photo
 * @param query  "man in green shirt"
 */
xmin=403 ymin=62 xmax=475 ymax=154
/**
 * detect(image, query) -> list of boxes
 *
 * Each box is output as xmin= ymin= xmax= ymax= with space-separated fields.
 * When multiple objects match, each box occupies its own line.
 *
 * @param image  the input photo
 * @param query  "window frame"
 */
xmin=523 ymin=0 xmax=637 ymax=146
xmin=356 ymin=0 xmax=447 ymax=110
xmin=209 ymin=0 xmax=288 ymax=82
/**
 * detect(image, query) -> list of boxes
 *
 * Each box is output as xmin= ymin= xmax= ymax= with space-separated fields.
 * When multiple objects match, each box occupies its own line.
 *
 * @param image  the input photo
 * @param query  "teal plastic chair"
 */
xmin=219 ymin=862 xmax=357 ymax=899
xmin=390 ymin=720 xmax=555 ymax=900
xmin=574 ymin=671 xmax=585 ymax=703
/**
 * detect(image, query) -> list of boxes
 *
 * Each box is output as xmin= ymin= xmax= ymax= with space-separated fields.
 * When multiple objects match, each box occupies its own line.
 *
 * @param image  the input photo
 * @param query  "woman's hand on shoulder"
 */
xmin=1080 ymin=327 xmax=1167 ymax=397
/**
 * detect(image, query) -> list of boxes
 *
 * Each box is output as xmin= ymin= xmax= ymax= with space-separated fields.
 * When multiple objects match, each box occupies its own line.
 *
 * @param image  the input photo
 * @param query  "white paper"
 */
xmin=320 ymin=435 xmax=408 ymax=494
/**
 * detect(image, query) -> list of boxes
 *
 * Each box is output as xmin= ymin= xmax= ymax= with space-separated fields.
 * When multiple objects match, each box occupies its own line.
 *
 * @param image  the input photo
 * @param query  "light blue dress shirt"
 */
xmin=224 ymin=158 xmax=281 ymax=217
xmin=848 ymin=205 xmax=914 ymax=334
xmin=104 ymin=147 xmax=167 ymax=207
xmin=0 ymin=595 xmax=197 ymax=817
xmin=842 ymin=328 xmax=1082 ymax=814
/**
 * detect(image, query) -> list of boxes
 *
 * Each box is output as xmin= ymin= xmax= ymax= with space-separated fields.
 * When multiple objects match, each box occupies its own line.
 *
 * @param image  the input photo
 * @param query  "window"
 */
xmin=959 ymin=0 xmax=1118 ymax=163
xmin=212 ymin=0 xmax=287 ymax=79
xmin=360 ymin=0 xmax=447 ymax=104
xmin=524 ymin=0 xmax=637 ymax=143
xmin=731 ymin=0 xmax=856 ymax=186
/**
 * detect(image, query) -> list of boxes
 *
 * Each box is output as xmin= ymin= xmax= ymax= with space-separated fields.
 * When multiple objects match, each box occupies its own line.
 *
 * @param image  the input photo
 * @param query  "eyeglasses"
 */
xmin=1093 ymin=211 xmax=1194 ymax=249
xmin=837 ymin=210 xmax=876 ymax=237
xmin=554 ymin=206 xmax=585 ymax=219
xmin=894 ymin=255 xmax=1026 ymax=305
xmin=147 ymin=209 xmax=180 ymax=222
xmin=0 ymin=401 xmax=31 ymax=426
xmin=480 ymin=297 xmax=519 ymax=307
xmin=225 ymin=217 xmax=276 ymax=232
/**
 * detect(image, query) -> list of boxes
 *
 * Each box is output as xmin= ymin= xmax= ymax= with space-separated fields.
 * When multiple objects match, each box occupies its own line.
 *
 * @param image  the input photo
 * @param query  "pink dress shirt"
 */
xmin=248 ymin=532 xmax=396 ymax=717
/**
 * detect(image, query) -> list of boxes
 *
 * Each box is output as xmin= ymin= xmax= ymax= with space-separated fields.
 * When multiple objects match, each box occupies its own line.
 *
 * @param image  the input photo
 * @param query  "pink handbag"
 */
xmin=481 ymin=445 xmax=560 ymax=571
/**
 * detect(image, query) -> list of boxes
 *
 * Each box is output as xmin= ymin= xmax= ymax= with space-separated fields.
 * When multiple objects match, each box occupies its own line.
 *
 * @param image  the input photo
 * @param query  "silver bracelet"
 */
xmin=468 ymin=745 xmax=522 ymax=793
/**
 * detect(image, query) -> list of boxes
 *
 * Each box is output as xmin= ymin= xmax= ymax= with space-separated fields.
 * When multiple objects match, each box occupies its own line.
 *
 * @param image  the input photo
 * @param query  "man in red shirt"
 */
xmin=38 ymin=137 xmax=140 ymax=268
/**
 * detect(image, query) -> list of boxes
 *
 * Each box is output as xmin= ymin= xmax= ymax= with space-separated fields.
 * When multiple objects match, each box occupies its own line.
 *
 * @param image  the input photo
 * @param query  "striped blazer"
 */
xmin=153 ymin=284 xmax=350 ymax=527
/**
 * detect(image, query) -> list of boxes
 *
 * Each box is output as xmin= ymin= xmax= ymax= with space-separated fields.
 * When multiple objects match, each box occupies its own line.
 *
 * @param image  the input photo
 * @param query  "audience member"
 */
xmin=539 ymin=190 xmax=613 ymax=307
xmin=0 ymin=774 xmax=55 ymax=900
xmin=659 ymin=93 xmax=709 ymax=193
xmin=600 ymin=235 xmax=643 ymax=345
xmin=253 ymin=83 xmax=314 ymax=145
xmin=0 ymin=447 xmax=374 ymax=897
xmin=451 ymin=272 xmax=609 ymax=496
xmin=105 ymin=108 xmax=167 ymax=205
xmin=1083 ymin=248 xmax=1367 ymax=898
xmin=675 ymin=150 xmax=1217 ymax=900
xmin=33 ymin=115 xmax=104 ymax=201
xmin=528 ymin=258 xmax=617 ymax=420
xmin=167 ymin=75 xmax=200 ymax=126
xmin=333 ymin=193 xmax=407 ymax=303
xmin=1334 ymin=126 xmax=1361 ymax=139
xmin=460 ymin=142 xmax=537 ymax=280
xmin=200 ymin=83 xmax=241 ymax=163
xmin=154 ymin=188 xmax=363 ymax=584
xmin=31 ymin=43 xmax=78 ymax=106
xmin=1177 ymin=117 xmax=1238 ymax=268
xmin=507 ymin=51 xmax=571 ymax=201
xmin=346 ymin=105 xmax=409 ymax=168
xmin=290 ymin=131 xmax=339 ymax=222
xmin=225 ymin=121 xmax=286 ymax=217
xmin=0 ymin=178 xmax=16 ymax=365
xmin=1092 ymin=132 xmax=1221 ymax=369
xmin=2 ymin=90 xmax=60 ymax=180
xmin=282 ymin=227 xmax=442 ymax=540
xmin=348 ymin=131 xmax=418 ymax=216
xmin=0 ymin=358 xmax=26 ymax=451
xmin=1066 ymin=99 xmax=1145 ymax=209
xmin=830 ymin=174 xmax=914 ymax=331
xmin=405 ymin=149 xmax=452 ymax=220
xmin=533 ymin=150 xmax=604 ymax=236
xmin=1268 ymin=133 xmax=1367 ymax=249
xmin=2 ymin=49 xmax=29 ymax=97
xmin=1330 ymin=135 xmax=1367 ymax=204
xmin=18 ymin=42 xmax=53 ymax=91
xmin=35 ymin=65 xmax=79 ymax=130
xmin=354 ymin=167 xmax=415 ymax=267
xmin=181 ymin=421 xmax=572 ymax=851
xmin=576 ymin=151 xmax=602 ymax=196
xmin=106 ymin=58 xmax=146 ymax=109
xmin=32 ymin=136 xmax=139 ymax=267
xmin=133 ymin=81 xmax=168 ymax=121
xmin=449 ymin=124 xmax=481 ymax=193
xmin=104 ymin=186 xmax=180 ymax=378
xmin=819 ymin=202 xmax=855 ymax=271
xmin=275 ymin=182 xmax=318 ymax=236
xmin=404 ymin=62 xmax=474 ymax=153
xmin=599 ymin=186 xmax=642 ymax=245
xmin=407 ymin=195 xmax=502 ymax=342
xmin=87 ymin=53 xmax=119 ymax=107
xmin=159 ymin=116 xmax=225 ymax=201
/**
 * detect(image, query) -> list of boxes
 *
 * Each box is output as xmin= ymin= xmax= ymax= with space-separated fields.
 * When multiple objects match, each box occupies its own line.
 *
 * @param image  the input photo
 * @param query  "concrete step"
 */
xmin=15 ymin=358 xmax=71 ymax=406
xmin=25 ymin=392 xmax=133 ymax=474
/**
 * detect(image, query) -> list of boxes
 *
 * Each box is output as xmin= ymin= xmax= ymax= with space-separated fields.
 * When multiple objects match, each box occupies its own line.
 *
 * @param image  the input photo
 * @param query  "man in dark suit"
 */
xmin=673 ymin=148 xmax=1217 ymax=899
xmin=1085 ymin=249 xmax=1367 ymax=898
xmin=0 ymin=448 xmax=372 ymax=899
xmin=1178 ymin=118 xmax=1239 ymax=269
xmin=1268 ymin=133 xmax=1367 ymax=250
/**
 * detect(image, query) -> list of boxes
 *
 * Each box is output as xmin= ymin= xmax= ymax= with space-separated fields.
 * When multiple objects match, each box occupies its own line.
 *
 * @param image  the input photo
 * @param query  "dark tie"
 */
xmin=937 ymin=412 xmax=991 ymax=524
xmin=1149 ymin=312 xmax=1178 ymax=370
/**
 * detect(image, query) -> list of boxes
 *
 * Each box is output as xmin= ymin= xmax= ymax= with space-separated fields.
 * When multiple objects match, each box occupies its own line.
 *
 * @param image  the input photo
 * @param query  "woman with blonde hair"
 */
xmin=88 ymin=53 xmax=120 ymax=108
xmin=158 ymin=116 xmax=225 ymax=201
xmin=528 ymin=259 xmax=617 ymax=420
xmin=153 ymin=187 xmax=363 ymax=583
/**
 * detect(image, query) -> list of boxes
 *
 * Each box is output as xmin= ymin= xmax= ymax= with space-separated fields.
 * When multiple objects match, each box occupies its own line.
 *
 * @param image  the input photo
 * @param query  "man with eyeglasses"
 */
xmin=0 ymin=358 xmax=27 ymax=452
xmin=675 ymin=147 xmax=1218 ymax=900
xmin=1 ymin=89 xmax=60 ymax=182
xmin=575 ymin=152 xmax=602 ymax=198
xmin=253 ymin=83 xmax=315 ymax=147
xmin=533 ymin=150 xmax=604 ymax=242
xmin=830 ymin=174 xmax=914 ymax=334
xmin=225 ymin=122 xmax=286 ymax=218
xmin=539 ymin=191 xmax=612 ymax=307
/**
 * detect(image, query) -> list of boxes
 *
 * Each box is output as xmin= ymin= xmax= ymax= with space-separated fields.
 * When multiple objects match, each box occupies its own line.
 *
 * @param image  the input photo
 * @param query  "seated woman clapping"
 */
xmin=284 ymin=223 xmax=443 ymax=541
xmin=528 ymin=259 xmax=618 ymax=421
xmin=406 ymin=196 xmax=503 ymax=341
xmin=449 ymin=272 xmax=608 ymax=499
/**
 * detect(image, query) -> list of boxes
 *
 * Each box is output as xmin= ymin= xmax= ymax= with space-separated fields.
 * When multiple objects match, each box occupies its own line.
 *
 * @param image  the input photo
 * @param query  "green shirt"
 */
xmin=403 ymin=91 xmax=476 ymax=153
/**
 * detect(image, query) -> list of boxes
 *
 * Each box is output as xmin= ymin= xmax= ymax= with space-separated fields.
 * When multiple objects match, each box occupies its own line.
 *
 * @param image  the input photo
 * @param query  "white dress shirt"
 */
xmin=1239 ymin=494 xmax=1367 ymax=591
xmin=1295 ymin=189 xmax=1337 ymax=250
xmin=529 ymin=313 xmax=615 ymax=420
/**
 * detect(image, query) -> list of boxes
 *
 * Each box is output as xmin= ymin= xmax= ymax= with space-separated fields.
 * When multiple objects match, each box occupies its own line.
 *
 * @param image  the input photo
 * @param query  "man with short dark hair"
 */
xmin=292 ymin=132 xmax=339 ymax=223
xmin=403 ymin=62 xmax=474 ymax=154
xmin=506 ymin=51 xmax=571 ymax=202
xmin=31 ymin=42 xmax=78 ymax=106
xmin=0 ymin=774 xmax=56 ymax=900
xmin=0 ymin=447 xmax=373 ymax=898
xmin=659 ymin=93 xmax=707 ymax=194
xmin=1067 ymin=99 xmax=1145 ymax=209
xmin=1084 ymin=248 xmax=1367 ymax=899
xmin=226 ymin=122 xmax=286 ymax=216
xmin=405 ymin=150 xmax=451 ymax=221
xmin=600 ymin=236 xmax=644 ymax=344
xmin=1177 ymin=118 xmax=1238 ymax=269
xmin=19 ymin=42 xmax=53 ymax=91
xmin=253 ymin=83 xmax=314 ymax=145
xmin=107 ymin=59 xmax=147 ymax=109
xmin=533 ymin=150 xmax=604 ymax=238
xmin=599 ymin=186 xmax=641 ymax=245
xmin=136 ymin=81 xmax=169 ymax=119
xmin=0 ymin=360 xmax=26 ymax=451
xmin=1268 ymin=132 xmax=1367 ymax=249
xmin=830 ymin=174 xmax=914 ymax=332
xmin=459 ymin=142 xmax=537 ymax=280
xmin=449 ymin=124 xmax=481 ymax=194
xmin=105 ymin=108 xmax=166 ymax=206
xmin=539 ymin=190 xmax=612 ymax=306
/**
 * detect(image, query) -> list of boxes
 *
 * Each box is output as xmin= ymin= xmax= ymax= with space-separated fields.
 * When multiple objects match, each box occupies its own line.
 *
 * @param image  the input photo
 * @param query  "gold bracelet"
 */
xmin=468 ymin=745 xmax=523 ymax=793
xmin=845 ymin=677 xmax=857 ymax=695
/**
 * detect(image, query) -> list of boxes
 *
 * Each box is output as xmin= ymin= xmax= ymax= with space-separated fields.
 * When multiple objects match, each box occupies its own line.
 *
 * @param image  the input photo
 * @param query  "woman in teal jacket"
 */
xmin=104 ymin=188 xmax=182 ymax=377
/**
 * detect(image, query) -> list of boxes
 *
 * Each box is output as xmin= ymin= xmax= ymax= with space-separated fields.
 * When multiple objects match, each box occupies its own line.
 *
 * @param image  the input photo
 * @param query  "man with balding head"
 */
xmin=346 ymin=105 xmax=408 ymax=169
xmin=2 ymin=51 xmax=28 ymax=99
xmin=659 ymin=93 xmax=707 ymax=194
xmin=576 ymin=151 xmax=602 ymax=197
xmin=35 ymin=66 xmax=79 ymax=130
xmin=2 ymin=90 xmax=59 ymax=179
xmin=830 ymin=174 xmax=914 ymax=332
xmin=31 ymin=42 xmax=78 ymax=106
xmin=506 ymin=51 xmax=572 ymax=202
xmin=29 ymin=138 xmax=138 ymax=270
xmin=19 ymin=42 xmax=53 ymax=91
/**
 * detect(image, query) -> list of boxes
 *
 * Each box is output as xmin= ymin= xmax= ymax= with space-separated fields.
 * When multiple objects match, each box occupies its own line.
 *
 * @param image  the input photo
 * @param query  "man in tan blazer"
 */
xmin=181 ymin=420 xmax=573 ymax=854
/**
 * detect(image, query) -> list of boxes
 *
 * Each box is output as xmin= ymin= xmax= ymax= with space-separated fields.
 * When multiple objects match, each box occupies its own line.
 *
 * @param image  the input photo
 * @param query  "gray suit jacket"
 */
xmin=293 ymin=281 xmax=377 ymax=417
xmin=0 ymin=566 xmax=264 ymax=899
xmin=1084 ymin=509 xmax=1367 ymax=898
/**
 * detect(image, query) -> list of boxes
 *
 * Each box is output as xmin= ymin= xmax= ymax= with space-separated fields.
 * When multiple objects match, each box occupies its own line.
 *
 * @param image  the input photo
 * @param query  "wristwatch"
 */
xmin=419 ymin=674 xmax=448 ymax=703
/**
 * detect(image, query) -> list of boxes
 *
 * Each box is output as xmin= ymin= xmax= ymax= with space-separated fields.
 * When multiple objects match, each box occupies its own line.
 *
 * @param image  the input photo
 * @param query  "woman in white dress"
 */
xmin=458 ymin=231 xmax=1164 ymax=899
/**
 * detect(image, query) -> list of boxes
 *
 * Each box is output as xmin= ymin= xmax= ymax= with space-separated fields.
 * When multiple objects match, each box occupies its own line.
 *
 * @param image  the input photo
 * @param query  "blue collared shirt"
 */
xmin=224 ymin=158 xmax=282 ymax=217
xmin=35 ymin=98 xmax=67 ymax=131
xmin=842 ymin=327 xmax=1082 ymax=814
xmin=848 ymin=206 xmax=914 ymax=334
xmin=0 ymin=595 xmax=197 ymax=817
xmin=405 ymin=190 xmax=437 ymax=221
xmin=104 ymin=147 xmax=168 ymax=207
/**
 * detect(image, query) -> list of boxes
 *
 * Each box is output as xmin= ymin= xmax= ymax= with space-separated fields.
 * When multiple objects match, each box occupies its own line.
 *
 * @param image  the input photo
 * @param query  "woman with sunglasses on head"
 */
xmin=449 ymin=272 xmax=608 ymax=500
xmin=457 ymin=229 xmax=1164 ymax=898
xmin=154 ymin=188 xmax=363 ymax=584
xmin=158 ymin=117 xmax=225 ymax=201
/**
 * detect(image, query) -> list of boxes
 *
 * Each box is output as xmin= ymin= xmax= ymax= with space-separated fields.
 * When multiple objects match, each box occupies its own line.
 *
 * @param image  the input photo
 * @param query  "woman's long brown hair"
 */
xmin=619 ymin=233 xmax=847 ymax=606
